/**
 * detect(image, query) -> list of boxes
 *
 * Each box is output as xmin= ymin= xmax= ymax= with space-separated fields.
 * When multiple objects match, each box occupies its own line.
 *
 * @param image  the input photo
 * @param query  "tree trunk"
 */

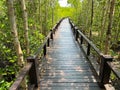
xmin=39 ymin=0 xmax=42 ymax=33
xmin=43 ymin=0 xmax=47 ymax=35
xmin=100 ymin=0 xmax=109 ymax=50
xmin=84 ymin=1 xmax=89 ymax=35
xmin=52 ymin=6 xmax=54 ymax=27
xmin=105 ymin=0 xmax=116 ymax=54
xmin=20 ymin=0 xmax=30 ymax=55
xmin=7 ymin=0 xmax=24 ymax=65
xmin=89 ymin=0 xmax=94 ymax=39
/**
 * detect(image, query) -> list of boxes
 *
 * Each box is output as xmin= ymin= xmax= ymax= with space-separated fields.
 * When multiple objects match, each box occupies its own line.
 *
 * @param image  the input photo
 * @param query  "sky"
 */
xmin=58 ymin=0 xmax=68 ymax=7
xmin=58 ymin=0 xmax=83 ymax=7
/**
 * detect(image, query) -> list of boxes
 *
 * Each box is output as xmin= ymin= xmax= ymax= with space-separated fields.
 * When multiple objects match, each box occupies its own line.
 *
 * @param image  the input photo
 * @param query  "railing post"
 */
xmin=50 ymin=30 xmax=53 ymax=40
xmin=53 ymin=28 xmax=56 ymax=34
xmin=27 ymin=56 xmax=39 ymax=88
xmin=75 ymin=26 xmax=78 ymax=35
xmin=75 ymin=30 xmax=79 ymax=41
xmin=55 ymin=21 xmax=60 ymax=31
xmin=55 ymin=24 xmax=58 ymax=31
xmin=73 ymin=26 xmax=76 ymax=35
xmin=80 ymin=36 xmax=83 ymax=44
xmin=71 ymin=22 xmax=74 ymax=31
xmin=44 ymin=44 xmax=47 ymax=56
xmin=87 ymin=43 xmax=91 ymax=55
xmin=99 ymin=55 xmax=113 ymax=87
xmin=71 ymin=23 xmax=73 ymax=30
xmin=47 ymin=38 xmax=50 ymax=47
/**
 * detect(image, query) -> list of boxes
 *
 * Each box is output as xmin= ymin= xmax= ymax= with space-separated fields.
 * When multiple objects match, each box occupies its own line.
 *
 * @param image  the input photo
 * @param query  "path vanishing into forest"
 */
xmin=40 ymin=19 xmax=102 ymax=90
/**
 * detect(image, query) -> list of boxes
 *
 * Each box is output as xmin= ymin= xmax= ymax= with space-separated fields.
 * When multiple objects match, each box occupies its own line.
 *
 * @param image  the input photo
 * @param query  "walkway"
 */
xmin=40 ymin=19 xmax=102 ymax=90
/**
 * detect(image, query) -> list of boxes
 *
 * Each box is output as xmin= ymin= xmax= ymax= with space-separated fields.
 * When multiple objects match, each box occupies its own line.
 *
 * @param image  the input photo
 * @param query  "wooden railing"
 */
xmin=9 ymin=18 xmax=64 ymax=90
xmin=69 ymin=19 xmax=120 ymax=88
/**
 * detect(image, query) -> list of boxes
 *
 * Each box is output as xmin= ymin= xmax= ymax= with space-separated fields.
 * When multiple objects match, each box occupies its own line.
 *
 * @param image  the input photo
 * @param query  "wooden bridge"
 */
xmin=10 ymin=18 xmax=120 ymax=90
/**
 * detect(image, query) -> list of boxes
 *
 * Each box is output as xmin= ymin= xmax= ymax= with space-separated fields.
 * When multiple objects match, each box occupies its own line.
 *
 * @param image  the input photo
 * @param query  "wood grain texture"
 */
xmin=40 ymin=19 xmax=102 ymax=90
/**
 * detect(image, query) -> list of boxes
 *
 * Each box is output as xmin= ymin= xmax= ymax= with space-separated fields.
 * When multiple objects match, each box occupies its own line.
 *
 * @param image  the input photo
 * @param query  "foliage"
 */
xmin=0 ymin=0 xmax=63 ymax=89
xmin=29 ymin=31 xmax=45 ymax=54
xmin=57 ymin=7 xmax=74 ymax=18
xmin=0 ymin=79 xmax=13 ymax=90
xmin=0 ymin=0 xmax=120 ymax=89
xmin=69 ymin=0 xmax=120 ymax=57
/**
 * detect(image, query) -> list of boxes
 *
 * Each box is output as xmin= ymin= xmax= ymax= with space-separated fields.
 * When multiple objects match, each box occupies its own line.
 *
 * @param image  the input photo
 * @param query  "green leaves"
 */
xmin=0 ymin=0 xmax=119 ymax=89
xmin=0 ymin=79 xmax=13 ymax=90
xmin=29 ymin=31 xmax=45 ymax=54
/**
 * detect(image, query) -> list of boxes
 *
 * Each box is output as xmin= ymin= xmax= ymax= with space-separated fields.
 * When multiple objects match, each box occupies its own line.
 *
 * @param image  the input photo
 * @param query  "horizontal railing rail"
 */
xmin=77 ymin=30 xmax=102 ymax=55
xmin=9 ymin=18 xmax=64 ymax=90
xmin=9 ymin=63 xmax=33 ymax=90
xmin=107 ymin=62 xmax=120 ymax=80
xmin=69 ymin=19 xmax=120 ymax=88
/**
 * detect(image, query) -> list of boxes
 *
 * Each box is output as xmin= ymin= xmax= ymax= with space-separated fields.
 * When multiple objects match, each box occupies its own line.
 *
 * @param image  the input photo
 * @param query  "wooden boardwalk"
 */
xmin=40 ymin=19 xmax=102 ymax=90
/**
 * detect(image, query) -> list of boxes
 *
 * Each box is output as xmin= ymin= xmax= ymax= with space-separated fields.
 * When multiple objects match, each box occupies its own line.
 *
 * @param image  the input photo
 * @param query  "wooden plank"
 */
xmin=40 ymin=83 xmax=101 ymax=90
xmin=46 ymin=66 xmax=90 ymax=70
xmin=47 ymin=65 xmax=90 ymax=67
xmin=44 ymin=71 xmax=93 ymax=75
xmin=40 ymin=78 xmax=97 ymax=83
xmin=40 ymin=87 xmax=101 ymax=90
xmin=40 ymin=82 xmax=100 ymax=87
xmin=40 ymin=19 xmax=101 ymax=90
xmin=44 ymin=69 xmax=93 ymax=73
xmin=47 ymin=61 xmax=89 ymax=65
xmin=42 ymin=75 xmax=96 ymax=79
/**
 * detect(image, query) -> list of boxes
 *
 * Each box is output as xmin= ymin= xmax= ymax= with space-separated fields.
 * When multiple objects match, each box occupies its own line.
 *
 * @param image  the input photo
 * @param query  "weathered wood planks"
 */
xmin=40 ymin=19 xmax=102 ymax=90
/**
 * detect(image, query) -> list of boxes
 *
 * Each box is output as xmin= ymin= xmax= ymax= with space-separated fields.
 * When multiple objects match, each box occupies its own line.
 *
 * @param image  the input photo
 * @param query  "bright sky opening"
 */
xmin=58 ymin=0 xmax=83 ymax=7
xmin=58 ymin=0 xmax=68 ymax=7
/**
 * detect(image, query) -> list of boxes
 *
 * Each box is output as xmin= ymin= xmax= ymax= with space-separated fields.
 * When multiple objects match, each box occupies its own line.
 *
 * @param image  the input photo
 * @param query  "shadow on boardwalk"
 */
xmin=40 ymin=19 xmax=102 ymax=90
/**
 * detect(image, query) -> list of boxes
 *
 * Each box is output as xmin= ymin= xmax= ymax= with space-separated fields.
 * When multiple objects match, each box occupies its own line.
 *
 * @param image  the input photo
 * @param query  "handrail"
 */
xmin=9 ymin=63 xmax=33 ymax=90
xmin=69 ymin=18 xmax=120 ymax=88
xmin=34 ymin=31 xmax=52 ymax=58
xmin=77 ymin=30 xmax=102 ymax=55
xmin=107 ymin=62 xmax=120 ymax=80
xmin=34 ymin=18 xmax=64 ymax=58
xmin=9 ymin=18 xmax=64 ymax=90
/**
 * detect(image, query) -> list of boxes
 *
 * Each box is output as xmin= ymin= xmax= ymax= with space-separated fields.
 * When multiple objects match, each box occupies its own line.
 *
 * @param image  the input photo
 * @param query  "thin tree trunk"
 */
xmin=105 ymin=0 xmax=116 ymax=54
xmin=89 ymin=0 xmax=94 ymax=39
xmin=43 ymin=0 xmax=47 ymax=35
xmin=100 ymin=0 xmax=109 ymax=50
xmin=7 ymin=0 xmax=24 ymax=65
xmin=52 ymin=6 xmax=54 ymax=27
xmin=20 ymin=0 xmax=30 ymax=55
xmin=39 ymin=0 xmax=42 ymax=33
xmin=85 ymin=1 xmax=89 ymax=35
xmin=114 ymin=21 xmax=120 ymax=42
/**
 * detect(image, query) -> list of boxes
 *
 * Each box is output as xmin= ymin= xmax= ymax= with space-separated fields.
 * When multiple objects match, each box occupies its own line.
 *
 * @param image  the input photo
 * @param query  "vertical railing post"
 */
xmin=27 ymin=56 xmax=39 ymax=88
xmin=71 ymin=24 xmax=74 ymax=33
xmin=53 ymin=28 xmax=55 ymax=34
xmin=73 ymin=26 xmax=76 ymax=35
xmin=55 ymin=23 xmax=58 ymax=31
xmin=75 ymin=30 xmax=79 ymax=41
xmin=99 ymin=55 xmax=113 ymax=87
xmin=47 ymin=38 xmax=50 ymax=47
xmin=87 ymin=43 xmax=91 ymax=55
xmin=71 ymin=22 xmax=74 ymax=31
xmin=50 ymin=30 xmax=53 ymax=40
xmin=70 ymin=21 xmax=73 ymax=31
xmin=56 ymin=20 xmax=60 ymax=31
xmin=75 ymin=26 xmax=78 ymax=35
xmin=44 ymin=44 xmax=46 ymax=56
xmin=80 ymin=36 xmax=83 ymax=44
